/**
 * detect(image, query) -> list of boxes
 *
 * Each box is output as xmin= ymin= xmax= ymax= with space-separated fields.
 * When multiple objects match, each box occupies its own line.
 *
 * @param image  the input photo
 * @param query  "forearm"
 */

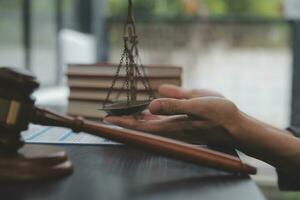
xmin=227 ymin=111 xmax=300 ymax=176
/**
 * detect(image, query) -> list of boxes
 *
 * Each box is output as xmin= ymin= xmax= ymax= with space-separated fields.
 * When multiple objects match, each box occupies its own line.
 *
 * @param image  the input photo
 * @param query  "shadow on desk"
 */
xmin=0 ymin=144 xmax=265 ymax=200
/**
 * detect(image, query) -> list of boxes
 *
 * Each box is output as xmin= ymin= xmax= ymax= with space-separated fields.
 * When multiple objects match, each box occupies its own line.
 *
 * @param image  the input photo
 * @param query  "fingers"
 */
xmin=104 ymin=116 xmax=139 ymax=129
xmin=104 ymin=114 xmax=223 ymax=146
xmin=149 ymin=98 xmax=185 ymax=115
xmin=158 ymin=84 xmax=224 ymax=99
xmin=149 ymin=98 xmax=202 ymax=116
xmin=104 ymin=114 xmax=212 ymax=134
xmin=158 ymin=85 xmax=186 ymax=99
xmin=184 ymin=89 xmax=224 ymax=98
xmin=104 ymin=115 xmax=163 ymax=133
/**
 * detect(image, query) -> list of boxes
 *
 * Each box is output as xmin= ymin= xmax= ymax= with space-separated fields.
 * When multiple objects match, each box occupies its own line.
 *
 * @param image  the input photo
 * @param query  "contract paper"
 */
xmin=21 ymin=124 xmax=120 ymax=145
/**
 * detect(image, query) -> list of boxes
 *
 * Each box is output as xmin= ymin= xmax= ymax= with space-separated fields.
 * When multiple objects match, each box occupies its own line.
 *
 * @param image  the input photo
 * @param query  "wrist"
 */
xmin=224 ymin=111 xmax=300 ymax=172
xmin=222 ymin=108 xmax=245 ymax=140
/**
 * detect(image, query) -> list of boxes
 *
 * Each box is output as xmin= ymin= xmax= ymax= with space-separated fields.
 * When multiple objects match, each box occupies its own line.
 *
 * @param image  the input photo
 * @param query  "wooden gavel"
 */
xmin=0 ymin=67 xmax=256 ymax=175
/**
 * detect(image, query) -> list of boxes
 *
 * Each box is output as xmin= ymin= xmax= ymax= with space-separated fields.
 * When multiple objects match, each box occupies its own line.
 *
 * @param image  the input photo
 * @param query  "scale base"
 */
xmin=0 ymin=145 xmax=73 ymax=182
xmin=101 ymin=100 xmax=151 ymax=116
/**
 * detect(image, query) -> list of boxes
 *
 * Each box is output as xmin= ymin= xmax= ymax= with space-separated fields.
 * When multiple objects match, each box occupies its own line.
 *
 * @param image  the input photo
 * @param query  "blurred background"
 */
xmin=1 ymin=0 xmax=300 ymax=199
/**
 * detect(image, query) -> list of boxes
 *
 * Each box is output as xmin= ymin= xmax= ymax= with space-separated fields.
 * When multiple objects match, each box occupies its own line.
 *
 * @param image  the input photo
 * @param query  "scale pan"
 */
xmin=101 ymin=100 xmax=151 ymax=116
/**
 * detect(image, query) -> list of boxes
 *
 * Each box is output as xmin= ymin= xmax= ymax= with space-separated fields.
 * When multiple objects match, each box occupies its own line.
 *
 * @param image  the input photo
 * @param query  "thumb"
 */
xmin=158 ymin=84 xmax=186 ymax=99
xmin=149 ymin=98 xmax=191 ymax=115
xmin=158 ymin=84 xmax=223 ymax=99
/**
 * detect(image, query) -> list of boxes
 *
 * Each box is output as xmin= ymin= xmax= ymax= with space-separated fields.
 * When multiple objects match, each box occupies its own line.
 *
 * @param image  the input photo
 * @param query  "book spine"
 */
xmin=68 ymin=62 xmax=182 ymax=70
xmin=66 ymin=73 xmax=181 ymax=79
xmin=66 ymin=72 xmax=182 ymax=79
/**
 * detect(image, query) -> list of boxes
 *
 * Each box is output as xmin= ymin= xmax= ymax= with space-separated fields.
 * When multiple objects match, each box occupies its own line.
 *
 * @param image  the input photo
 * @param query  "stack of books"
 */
xmin=66 ymin=63 xmax=182 ymax=120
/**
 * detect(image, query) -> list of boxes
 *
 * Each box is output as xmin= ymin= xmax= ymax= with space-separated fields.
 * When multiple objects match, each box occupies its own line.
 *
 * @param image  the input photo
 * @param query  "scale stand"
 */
xmin=101 ymin=0 xmax=155 ymax=116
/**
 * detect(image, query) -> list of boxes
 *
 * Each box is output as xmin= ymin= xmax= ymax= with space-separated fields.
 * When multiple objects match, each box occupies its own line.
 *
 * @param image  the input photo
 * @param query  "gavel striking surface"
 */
xmin=0 ymin=67 xmax=73 ymax=181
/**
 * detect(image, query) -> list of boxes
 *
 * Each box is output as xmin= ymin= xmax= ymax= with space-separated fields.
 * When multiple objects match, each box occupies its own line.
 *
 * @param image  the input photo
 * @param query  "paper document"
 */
xmin=22 ymin=124 xmax=120 ymax=145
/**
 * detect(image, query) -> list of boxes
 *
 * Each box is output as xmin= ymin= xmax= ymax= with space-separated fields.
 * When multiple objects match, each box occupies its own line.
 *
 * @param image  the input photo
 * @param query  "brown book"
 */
xmin=67 ymin=100 xmax=106 ymax=119
xmin=66 ymin=63 xmax=182 ymax=119
xmin=67 ymin=77 xmax=181 ymax=90
xmin=69 ymin=88 xmax=159 ymax=102
xmin=67 ymin=62 xmax=182 ymax=78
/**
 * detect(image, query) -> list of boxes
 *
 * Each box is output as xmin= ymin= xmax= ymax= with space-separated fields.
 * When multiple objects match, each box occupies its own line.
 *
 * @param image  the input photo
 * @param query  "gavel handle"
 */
xmin=32 ymin=107 xmax=257 ymax=175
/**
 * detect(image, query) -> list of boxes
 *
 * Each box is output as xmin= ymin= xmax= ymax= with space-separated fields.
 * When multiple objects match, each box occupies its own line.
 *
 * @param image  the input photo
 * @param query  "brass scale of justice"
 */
xmin=0 ymin=0 xmax=257 ymax=181
xmin=101 ymin=0 xmax=155 ymax=115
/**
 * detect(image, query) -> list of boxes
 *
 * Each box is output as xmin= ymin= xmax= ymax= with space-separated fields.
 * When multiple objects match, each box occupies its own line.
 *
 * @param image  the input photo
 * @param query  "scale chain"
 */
xmin=102 ymin=0 xmax=155 ymax=113
xmin=103 ymin=44 xmax=127 ymax=108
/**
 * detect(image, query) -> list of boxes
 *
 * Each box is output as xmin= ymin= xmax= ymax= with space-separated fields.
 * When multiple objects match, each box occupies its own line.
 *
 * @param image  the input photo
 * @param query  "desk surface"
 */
xmin=1 ymin=144 xmax=265 ymax=200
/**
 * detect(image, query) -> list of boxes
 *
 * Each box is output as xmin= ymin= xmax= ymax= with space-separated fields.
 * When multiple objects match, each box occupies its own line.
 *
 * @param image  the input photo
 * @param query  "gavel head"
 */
xmin=0 ymin=67 xmax=39 ymax=154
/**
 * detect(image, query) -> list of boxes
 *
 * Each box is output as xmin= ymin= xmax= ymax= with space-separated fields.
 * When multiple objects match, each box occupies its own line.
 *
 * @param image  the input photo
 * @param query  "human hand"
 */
xmin=105 ymin=97 xmax=240 ymax=146
xmin=105 ymin=85 xmax=240 ymax=146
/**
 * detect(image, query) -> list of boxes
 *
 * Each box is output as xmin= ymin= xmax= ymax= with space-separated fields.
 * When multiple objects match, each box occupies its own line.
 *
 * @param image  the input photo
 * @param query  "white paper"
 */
xmin=22 ymin=124 xmax=119 ymax=145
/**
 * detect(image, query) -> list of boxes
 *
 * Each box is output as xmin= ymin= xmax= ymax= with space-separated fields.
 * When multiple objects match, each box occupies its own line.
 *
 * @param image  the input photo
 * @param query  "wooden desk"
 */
xmin=0 ymin=144 xmax=265 ymax=200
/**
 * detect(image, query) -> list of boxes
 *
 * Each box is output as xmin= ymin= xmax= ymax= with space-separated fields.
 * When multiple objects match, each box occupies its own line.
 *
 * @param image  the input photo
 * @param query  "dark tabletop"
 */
xmin=0 ymin=144 xmax=265 ymax=200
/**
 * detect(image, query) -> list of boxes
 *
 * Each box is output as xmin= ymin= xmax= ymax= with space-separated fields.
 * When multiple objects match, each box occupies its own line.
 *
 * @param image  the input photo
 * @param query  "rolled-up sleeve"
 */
xmin=277 ymin=126 xmax=300 ymax=191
